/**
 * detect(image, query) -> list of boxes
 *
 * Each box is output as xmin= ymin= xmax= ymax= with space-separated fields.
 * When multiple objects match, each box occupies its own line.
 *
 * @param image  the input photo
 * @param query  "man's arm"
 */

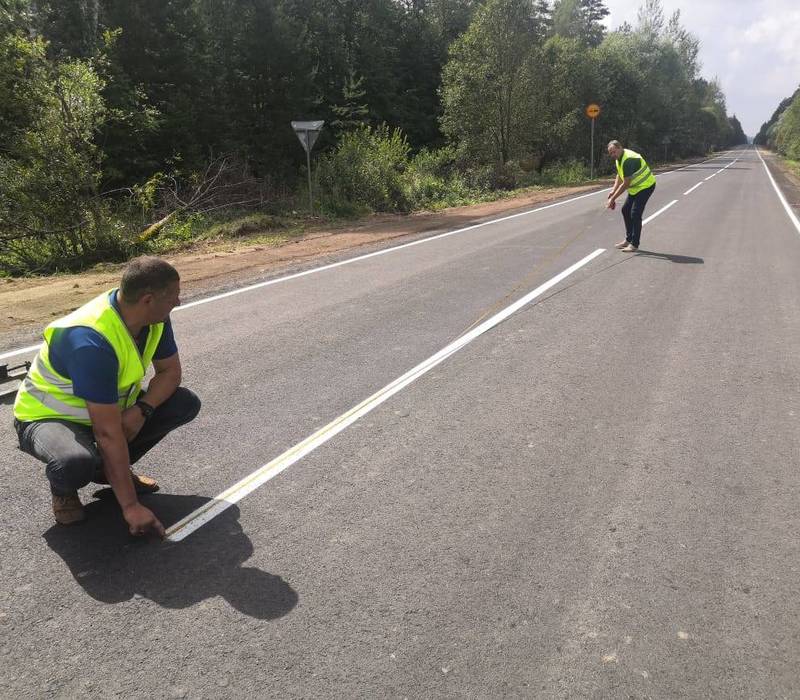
xmin=140 ymin=352 xmax=181 ymax=408
xmin=121 ymin=352 xmax=181 ymax=441
xmin=87 ymin=401 xmax=165 ymax=537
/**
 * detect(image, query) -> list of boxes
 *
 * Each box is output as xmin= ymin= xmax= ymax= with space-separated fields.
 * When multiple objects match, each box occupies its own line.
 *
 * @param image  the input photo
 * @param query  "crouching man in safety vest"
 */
xmin=13 ymin=256 xmax=200 ymax=536
xmin=605 ymin=140 xmax=657 ymax=252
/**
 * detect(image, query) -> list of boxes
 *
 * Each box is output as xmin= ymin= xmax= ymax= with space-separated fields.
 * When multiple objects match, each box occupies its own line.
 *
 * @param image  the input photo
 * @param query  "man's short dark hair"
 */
xmin=120 ymin=256 xmax=180 ymax=303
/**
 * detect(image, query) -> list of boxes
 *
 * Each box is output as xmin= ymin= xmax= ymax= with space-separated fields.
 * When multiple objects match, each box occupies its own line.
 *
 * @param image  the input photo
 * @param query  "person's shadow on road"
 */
xmin=633 ymin=250 xmax=704 ymax=264
xmin=42 ymin=492 xmax=298 ymax=620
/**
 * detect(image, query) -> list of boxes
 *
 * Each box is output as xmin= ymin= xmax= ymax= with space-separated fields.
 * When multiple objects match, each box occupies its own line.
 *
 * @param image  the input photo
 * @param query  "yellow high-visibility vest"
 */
xmin=13 ymin=289 xmax=164 ymax=425
xmin=616 ymin=149 xmax=656 ymax=195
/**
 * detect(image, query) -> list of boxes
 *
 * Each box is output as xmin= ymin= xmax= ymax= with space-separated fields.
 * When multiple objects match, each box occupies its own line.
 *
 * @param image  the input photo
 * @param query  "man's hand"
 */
xmin=121 ymin=405 xmax=146 ymax=442
xmin=605 ymin=198 xmax=616 ymax=210
xmin=123 ymin=502 xmax=165 ymax=538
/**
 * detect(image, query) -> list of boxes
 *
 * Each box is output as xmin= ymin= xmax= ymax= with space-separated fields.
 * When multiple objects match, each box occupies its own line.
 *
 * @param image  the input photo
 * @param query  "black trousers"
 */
xmin=621 ymin=183 xmax=656 ymax=248
xmin=14 ymin=387 xmax=201 ymax=495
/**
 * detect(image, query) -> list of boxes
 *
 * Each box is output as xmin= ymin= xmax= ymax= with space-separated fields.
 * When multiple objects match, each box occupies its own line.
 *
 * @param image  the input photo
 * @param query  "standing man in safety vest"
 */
xmin=13 ymin=256 xmax=200 ymax=536
xmin=605 ymin=140 xmax=657 ymax=252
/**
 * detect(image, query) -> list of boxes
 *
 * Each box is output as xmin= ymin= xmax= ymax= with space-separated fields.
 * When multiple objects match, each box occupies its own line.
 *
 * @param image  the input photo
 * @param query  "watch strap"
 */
xmin=135 ymin=399 xmax=154 ymax=418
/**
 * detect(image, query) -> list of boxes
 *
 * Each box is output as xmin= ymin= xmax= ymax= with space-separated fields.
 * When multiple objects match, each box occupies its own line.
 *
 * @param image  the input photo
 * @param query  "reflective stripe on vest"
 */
xmin=13 ymin=289 xmax=164 ymax=425
xmin=616 ymin=149 xmax=656 ymax=195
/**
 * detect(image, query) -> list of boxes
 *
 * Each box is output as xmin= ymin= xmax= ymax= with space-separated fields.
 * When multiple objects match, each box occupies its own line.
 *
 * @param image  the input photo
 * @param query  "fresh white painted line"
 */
xmin=684 ymin=182 xmax=704 ymax=196
xmin=703 ymin=157 xmax=739 ymax=183
xmin=0 ymin=344 xmax=41 ymax=362
xmin=165 ymin=247 xmax=607 ymax=542
xmin=756 ymin=148 xmax=800 ymax=235
xmin=1 ymin=188 xmax=613 ymax=362
xmin=671 ymin=152 xmax=734 ymax=174
xmin=643 ymin=200 xmax=678 ymax=225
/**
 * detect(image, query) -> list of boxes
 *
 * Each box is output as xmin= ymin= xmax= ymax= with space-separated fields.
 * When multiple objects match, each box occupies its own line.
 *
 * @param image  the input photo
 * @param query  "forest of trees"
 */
xmin=0 ymin=0 xmax=747 ymax=275
xmin=755 ymin=85 xmax=800 ymax=161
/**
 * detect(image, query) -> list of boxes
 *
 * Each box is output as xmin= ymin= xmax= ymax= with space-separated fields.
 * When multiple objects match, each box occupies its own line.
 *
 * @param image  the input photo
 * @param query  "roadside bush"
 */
xmin=539 ymin=159 xmax=588 ymax=186
xmin=403 ymin=146 xmax=474 ymax=209
xmin=317 ymin=124 xmax=411 ymax=215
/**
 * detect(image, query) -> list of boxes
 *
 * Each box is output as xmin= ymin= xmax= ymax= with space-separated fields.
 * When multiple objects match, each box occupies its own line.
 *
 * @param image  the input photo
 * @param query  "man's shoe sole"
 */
xmin=132 ymin=473 xmax=159 ymax=494
xmin=94 ymin=471 xmax=160 ymax=494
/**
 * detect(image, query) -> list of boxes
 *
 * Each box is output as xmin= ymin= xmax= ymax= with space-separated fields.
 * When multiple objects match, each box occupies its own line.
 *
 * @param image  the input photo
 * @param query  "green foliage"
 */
xmin=552 ymin=0 xmax=609 ymax=47
xmin=317 ymin=125 xmax=411 ymax=215
xmin=0 ymin=28 xmax=135 ymax=275
xmin=540 ymin=159 xmax=589 ymax=185
xmin=404 ymin=146 xmax=475 ymax=209
xmin=201 ymin=214 xmax=289 ymax=240
xmin=755 ymin=88 xmax=799 ymax=146
xmin=331 ymin=71 xmax=370 ymax=133
xmin=144 ymin=213 xmax=206 ymax=252
xmin=773 ymin=91 xmax=800 ymax=160
xmin=441 ymin=0 xmax=549 ymax=165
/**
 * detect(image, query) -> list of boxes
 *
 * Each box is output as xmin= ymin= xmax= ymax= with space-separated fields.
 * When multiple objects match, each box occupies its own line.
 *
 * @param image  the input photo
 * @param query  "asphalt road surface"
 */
xmin=2 ymin=145 xmax=800 ymax=698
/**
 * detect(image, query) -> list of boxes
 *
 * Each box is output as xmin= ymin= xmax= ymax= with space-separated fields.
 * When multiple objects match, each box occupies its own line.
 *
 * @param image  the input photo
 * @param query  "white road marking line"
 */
xmin=0 ymin=344 xmax=41 ymax=362
xmin=703 ymin=157 xmax=739 ymax=183
xmin=756 ymin=148 xmax=800 ymax=235
xmin=643 ymin=200 xmax=678 ymax=225
xmin=670 ymin=152 xmax=735 ymax=174
xmin=684 ymin=182 xmax=704 ymax=196
xmin=165 ymin=247 xmax=607 ymax=542
xmin=1 ymin=188 xmax=614 ymax=362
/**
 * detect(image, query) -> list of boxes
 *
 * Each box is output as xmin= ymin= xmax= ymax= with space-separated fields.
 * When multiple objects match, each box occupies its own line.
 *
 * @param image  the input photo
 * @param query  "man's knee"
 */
xmin=172 ymin=386 xmax=201 ymax=424
xmin=46 ymin=451 xmax=98 ymax=492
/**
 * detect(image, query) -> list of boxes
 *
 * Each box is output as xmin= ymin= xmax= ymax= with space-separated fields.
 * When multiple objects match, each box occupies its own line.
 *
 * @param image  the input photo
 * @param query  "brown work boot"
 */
xmin=131 ymin=472 xmax=159 ymax=494
xmin=94 ymin=469 xmax=160 ymax=494
xmin=52 ymin=492 xmax=86 ymax=525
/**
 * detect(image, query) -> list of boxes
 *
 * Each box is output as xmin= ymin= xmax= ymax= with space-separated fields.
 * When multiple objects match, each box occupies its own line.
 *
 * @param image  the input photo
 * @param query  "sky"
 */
xmin=602 ymin=0 xmax=800 ymax=137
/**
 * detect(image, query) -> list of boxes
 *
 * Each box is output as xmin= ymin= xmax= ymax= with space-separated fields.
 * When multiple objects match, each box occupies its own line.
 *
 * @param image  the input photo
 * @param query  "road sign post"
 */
xmin=291 ymin=120 xmax=325 ymax=214
xmin=586 ymin=104 xmax=601 ymax=179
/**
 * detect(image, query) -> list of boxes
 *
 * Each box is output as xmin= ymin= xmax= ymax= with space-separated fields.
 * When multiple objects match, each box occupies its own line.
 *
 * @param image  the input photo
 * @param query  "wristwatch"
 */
xmin=135 ymin=399 xmax=155 ymax=419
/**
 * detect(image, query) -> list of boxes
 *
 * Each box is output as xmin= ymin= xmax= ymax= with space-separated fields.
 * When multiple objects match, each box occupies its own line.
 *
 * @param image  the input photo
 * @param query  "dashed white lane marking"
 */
xmin=684 ymin=182 xmax=704 ymax=196
xmin=643 ymin=200 xmax=678 ymax=225
xmin=756 ymin=148 xmax=800 ymax=235
xmin=165 ymin=248 xmax=607 ymax=541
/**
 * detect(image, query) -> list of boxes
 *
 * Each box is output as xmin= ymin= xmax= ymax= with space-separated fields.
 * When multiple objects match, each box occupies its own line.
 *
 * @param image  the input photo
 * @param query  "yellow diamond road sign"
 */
xmin=586 ymin=103 xmax=601 ymax=119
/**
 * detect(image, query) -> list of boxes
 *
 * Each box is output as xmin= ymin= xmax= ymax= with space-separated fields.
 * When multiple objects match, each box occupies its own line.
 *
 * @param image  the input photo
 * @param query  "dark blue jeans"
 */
xmin=621 ymin=184 xmax=656 ymax=248
xmin=14 ymin=387 xmax=201 ymax=496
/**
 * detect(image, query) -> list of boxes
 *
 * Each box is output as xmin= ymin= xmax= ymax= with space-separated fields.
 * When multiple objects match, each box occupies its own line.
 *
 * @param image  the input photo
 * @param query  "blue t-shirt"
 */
xmin=621 ymin=156 xmax=642 ymax=178
xmin=47 ymin=290 xmax=177 ymax=404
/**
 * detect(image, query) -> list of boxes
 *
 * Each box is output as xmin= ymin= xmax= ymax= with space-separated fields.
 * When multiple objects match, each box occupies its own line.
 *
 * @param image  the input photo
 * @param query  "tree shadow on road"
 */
xmin=633 ymin=250 xmax=704 ymax=264
xmin=42 ymin=492 xmax=298 ymax=620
